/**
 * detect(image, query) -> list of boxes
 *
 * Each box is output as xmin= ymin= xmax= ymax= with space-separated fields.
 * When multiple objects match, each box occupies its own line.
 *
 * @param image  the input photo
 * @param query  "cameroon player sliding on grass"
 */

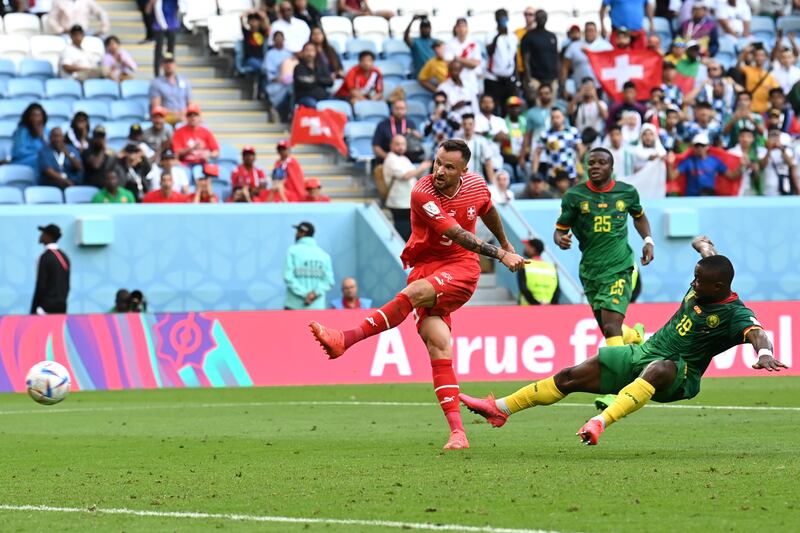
xmin=460 ymin=236 xmax=788 ymax=446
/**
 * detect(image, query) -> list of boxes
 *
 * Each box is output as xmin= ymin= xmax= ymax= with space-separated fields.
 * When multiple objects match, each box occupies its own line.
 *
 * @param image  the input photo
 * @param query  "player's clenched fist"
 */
xmin=556 ymin=232 xmax=572 ymax=250
xmin=501 ymin=252 xmax=526 ymax=272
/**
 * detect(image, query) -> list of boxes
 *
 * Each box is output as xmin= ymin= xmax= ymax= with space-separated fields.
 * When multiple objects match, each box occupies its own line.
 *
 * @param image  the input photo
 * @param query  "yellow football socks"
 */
xmin=499 ymin=376 xmax=565 ymax=414
xmin=606 ymin=336 xmax=624 ymax=346
xmin=600 ymin=378 xmax=655 ymax=427
xmin=622 ymin=324 xmax=643 ymax=345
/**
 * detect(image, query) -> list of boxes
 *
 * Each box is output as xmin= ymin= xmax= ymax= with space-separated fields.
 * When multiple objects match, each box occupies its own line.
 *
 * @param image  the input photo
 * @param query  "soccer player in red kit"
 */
xmin=309 ymin=139 xmax=526 ymax=450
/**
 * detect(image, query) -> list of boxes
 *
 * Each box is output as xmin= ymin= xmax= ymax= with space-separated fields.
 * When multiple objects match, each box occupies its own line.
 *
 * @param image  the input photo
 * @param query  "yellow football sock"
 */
xmin=600 ymin=378 xmax=655 ymax=427
xmin=500 ymin=376 xmax=565 ymax=414
xmin=622 ymin=324 xmax=643 ymax=345
xmin=606 ymin=335 xmax=624 ymax=346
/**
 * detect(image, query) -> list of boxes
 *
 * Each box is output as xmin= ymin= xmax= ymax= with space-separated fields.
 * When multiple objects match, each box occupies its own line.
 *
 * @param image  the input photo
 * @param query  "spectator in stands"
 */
xmin=771 ymin=38 xmax=800 ymax=95
xmin=501 ymin=96 xmax=527 ymax=182
xmin=519 ymin=85 xmax=567 ymax=170
xmin=143 ymin=107 xmax=173 ymax=162
xmin=143 ymin=173 xmax=187 ymax=203
xmin=603 ymin=124 xmax=634 ymax=178
xmin=263 ymin=32 xmax=295 ymax=123
xmin=767 ymin=89 xmax=800 ymax=134
xmin=446 ymin=18 xmax=483 ymax=98
xmin=383 ymin=134 xmax=431 ymax=240
xmin=310 ymin=26 xmax=343 ymax=79
xmin=39 ymin=128 xmax=83 ymax=190
xmin=518 ymin=174 xmax=554 ymax=199
xmin=192 ymin=176 xmax=219 ymax=203
xmin=423 ymin=91 xmax=460 ymax=148
xmin=632 ymin=123 xmax=667 ymax=173
xmin=569 ymin=78 xmax=609 ymax=136
xmin=759 ymin=0 xmax=792 ymax=17
xmin=485 ymin=9 xmax=519 ymax=116
xmin=81 ymin=125 xmax=116 ymax=188
xmin=148 ymin=0 xmax=180 ymax=76
xmin=172 ymin=105 xmax=220 ymax=168
xmin=110 ymin=289 xmax=131 ymax=313
xmin=607 ymin=81 xmax=647 ymax=127
xmin=372 ymin=100 xmax=420 ymax=165
xmin=437 ymin=61 xmax=479 ymax=122
xmin=60 ymin=25 xmax=107 ymax=81
xmin=475 ymin=94 xmax=508 ymax=172
xmin=330 ymin=277 xmax=372 ymax=309
xmin=738 ymin=44 xmax=779 ymax=114
xmin=146 ymin=149 xmax=190 ymax=194
xmin=716 ymin=0 xmax=752 ymax=38
xmin=128 ymin=123 xmax=155 ymax=162
xmin=518 ymin=238 xmax=560 ymax=305
xmin=488 ymin=169 xmax=514 ymax=205
xmin=338 ymin=0 xmax=392 ymax=19
xmin=684 ymin=101 xmax=722 ymax=145
xmin=0 ymin=1 xmax=26 ymax=14
xmin=270 ymin=1 xmax=310 ymax=53
xmin=48 ymin=0 xmax=110 ymax=36
xmin=561 ymin=22 xmax=613 ymax=92
xmin=12 ymin=103 xmax=48 ymax=170
xmin=293 ymin=42 xmax=333 ymax=108
xmin=405 ymin=15 xmax=434 ymax=77
xmin=237 ymin=11 xmax=268 ymax=76
xmin=761 ymin=128 xmax=799 ymax=195
xmin=231 ymin=146 xmax=268 ymax=197
xmin=230 ymin=186 xmax=253 ymax=203
xmin=729 ymin=128 xmax=766 ymax=196
xmin=273 ymin=140 xmax=305 ymax=201
xmin=293 ymin=0 xmax=322 ymax=28
xmin=722 ymin=92 xmax=766 ymax=148
xmin=134 ymin=0 xmax=153 ymax=44
xmin=302 ymin=177 xmax=330 ymax=202
xmin=66 ymin=111 xmax=90 ymax=152
xmin=552 ymin=170 xmax=572 ymax=197
xmin=284 ymin=221 xmax=334 ymax=310
xmin=336 ymin=50 xmax=383 ymax=104
xmin=102 ymin=35 xmax=137 ymax=82
xmin=679 ymin=0 xmax=718 ymax=56
xmin=532 ymin=107 xmax=584 ymax=181
xmin=659 ymin=106 xmax=684 ymax=153
xmin=600 ymin=0 xmax=653 ymax=49
xmin=92 ymin=169 xmax=135 ymax=203
xmin=149 ymin=54 xmax=193 ymax=126
xmin=667 ymin=133 xmax=745 ymax=195
xmin=520 ymin=11 xmax=559 ymax=101
xmin=117 ymin=144 xmax=151 ymax=201
xmin=461 ymin=114 xmax=496 ymax=184
xmin=417 ymin=40 xmax=448 ymax=93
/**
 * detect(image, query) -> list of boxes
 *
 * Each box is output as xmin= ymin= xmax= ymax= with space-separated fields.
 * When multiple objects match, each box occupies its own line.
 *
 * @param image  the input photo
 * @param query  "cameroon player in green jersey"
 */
xmin=460 ymin=236 xmax=787 ymax=446
xmin=554 ymin=147 xmax=654 ymax=349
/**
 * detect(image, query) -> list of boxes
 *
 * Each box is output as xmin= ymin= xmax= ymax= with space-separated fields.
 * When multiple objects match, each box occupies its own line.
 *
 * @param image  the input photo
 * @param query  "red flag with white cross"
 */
xmin=586 ymin=49 xmax=664 ymax=102
xmin=290 ymin=106 xmax=348 ymax=156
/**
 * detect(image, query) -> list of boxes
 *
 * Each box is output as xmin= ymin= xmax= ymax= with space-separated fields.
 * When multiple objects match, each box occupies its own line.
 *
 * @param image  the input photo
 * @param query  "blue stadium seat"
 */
xmin=40 ymin=100 xmax=73 ymax=124
xmin=120 ymin=79 xmax=151 ymax=107
xmin=83 ymin=79 xmax=121 ymax=100
xmin=0 ymin=78 xmax=6 ymax=97
xmin=354 ymin=100 xmax=390 ymax=123
xmin=345 ymin=38 xmax=378 ymax=59
xmin=0 ymin=139 xmax=10 ymax=161
xmin=0 ymin=119 xmax=16 ymax=139
xmin=650 ymin=16 xmax=672 ymax=45
xmin=400 ymin=80 xmax=433 ymax=106
xmin=217 ymin=144 xmax=239 ymax=165
xmin=0 ymin=164 xmax=36 ymax=188
xmin=110 ymin=100 xmax=146 ymax=121
xmin=212 ymin=181 xmax=231 ymax=202
xmin=107 ymin=138 xmax=128 ymax=153
xmin=7 ymin=78 xmax=45 ymax=99
xmin=751 ymin=16 xmax=777 ymax=42
xmin=0 ymin=59 xmax=15 ymax=82
xmin=317 ymin=99 xmax=354 ymax=120
xmin=376 ymin=60 xmax=407 ymax=83
xmin=344 ymin=120 xmax=377 ymax=161
xmin=0 ymin=186 xmax=23 ymax=204
xmin=217 ymin=162 xmax=235 ymax=183
xmin=64 ymin=185 xmax=99 ymax=204
xmin=0 ymin=99 xmax=35 ymax=120
xmin=45 ymin=78 xmax=83 ymax=100
xmin=382 ymin=79 xmax=399 ymax=100
xmin=406 ymin=100 xmax=428 ymax=126
xmin=19 ymin=59 xmax=55 ymax=80
xmin=102 ymin=120 xmax=134 ymax=142
xmin=777 ymin=15 xmax=800 ymax=34
xmin=24 ymin=185 xmax=64 ymax=204
xmin=72 ymin=99 xmax=111 ymax=123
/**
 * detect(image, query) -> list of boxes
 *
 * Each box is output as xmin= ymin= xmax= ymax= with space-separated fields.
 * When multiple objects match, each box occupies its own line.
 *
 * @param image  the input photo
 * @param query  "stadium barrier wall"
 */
xmin=497 ymin=197 xmax=800 ymax=304
xmin=0 ymin=302 xmax=795 ymax=392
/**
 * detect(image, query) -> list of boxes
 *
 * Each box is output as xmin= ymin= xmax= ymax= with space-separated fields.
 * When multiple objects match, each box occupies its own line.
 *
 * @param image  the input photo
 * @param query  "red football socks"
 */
xmin=342 ymin=293 xmax=414 ymax=348
xmin=431 ymin=359 xmax=464 ymax=432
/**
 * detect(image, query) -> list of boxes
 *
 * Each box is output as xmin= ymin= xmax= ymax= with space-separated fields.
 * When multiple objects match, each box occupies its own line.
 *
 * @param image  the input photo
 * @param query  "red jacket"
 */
xmin=142 ymin=190 xmax=189 ymax=203
xmin=335 ymin=66 xmax=383 ymax=99
xmin=172 ymin=125 xmax=220 ymax=165
xmin=272 ymin=156 xmax=305 ymax=202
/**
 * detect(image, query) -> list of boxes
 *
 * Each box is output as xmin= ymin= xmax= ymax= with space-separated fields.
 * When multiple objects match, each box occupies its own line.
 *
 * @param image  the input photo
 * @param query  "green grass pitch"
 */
xmin=0 ymin=377 xmax=798 ymax=532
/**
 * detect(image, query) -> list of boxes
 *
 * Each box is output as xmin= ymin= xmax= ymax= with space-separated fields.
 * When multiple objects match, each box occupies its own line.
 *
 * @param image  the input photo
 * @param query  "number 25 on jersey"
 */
xmin=593 ymin=215 xmax=611 ymax=233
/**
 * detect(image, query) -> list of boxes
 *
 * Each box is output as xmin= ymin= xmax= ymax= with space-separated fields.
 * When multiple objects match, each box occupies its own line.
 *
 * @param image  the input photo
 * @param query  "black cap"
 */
xmin=293 ymin=221 xmax=315 ymax=236
xmin=122 ymin=143 xmax=139 ymax=154
xmin=93 ymin=125 xmax=106 ymax=137
xmin=161 ymin=148 xmax=176 ymax=159
xmin=38 ymin=224 xmax=62 ymax=240
xmin=129 ymin=123 xmax=142 ymax=136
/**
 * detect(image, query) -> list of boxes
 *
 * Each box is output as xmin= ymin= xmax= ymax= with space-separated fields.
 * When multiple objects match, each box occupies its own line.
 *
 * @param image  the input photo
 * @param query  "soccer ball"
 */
xmin=26 ymin=361 xmax=71 ymax=405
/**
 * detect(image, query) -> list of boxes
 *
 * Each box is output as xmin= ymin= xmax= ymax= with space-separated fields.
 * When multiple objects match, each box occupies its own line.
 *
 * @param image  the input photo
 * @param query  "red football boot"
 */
xmin=459 ymin=393 xmax=508 ymax=428
xmin=308 ymin=321 xmax=346 ymax=359
xmin=442 ymin=429 xmax=469 ymax=450
xmin=577 ymin=418 xmax=605 ymax=446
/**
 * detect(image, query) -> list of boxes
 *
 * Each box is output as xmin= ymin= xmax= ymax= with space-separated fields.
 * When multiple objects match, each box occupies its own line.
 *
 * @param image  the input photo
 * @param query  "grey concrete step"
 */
xmin=477 ymin=273 xmax=498 ymax=288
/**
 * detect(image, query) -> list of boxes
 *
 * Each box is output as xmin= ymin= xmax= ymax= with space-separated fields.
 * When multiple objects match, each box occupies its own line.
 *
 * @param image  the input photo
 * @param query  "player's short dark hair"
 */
xmin=698 ymin=255 xmax=734 ymax=285
xmin=527 ymin=238 xmax=545 ymax=256
xmin=358 ymin=50 xmax=375 ymax=60
xmin=589 ymin=147 xmax=614 ymax=165
xmin=623 ymin=81 xmax=636 ymax=91
xmin=439 ymin=139 xmax=472 ymax=164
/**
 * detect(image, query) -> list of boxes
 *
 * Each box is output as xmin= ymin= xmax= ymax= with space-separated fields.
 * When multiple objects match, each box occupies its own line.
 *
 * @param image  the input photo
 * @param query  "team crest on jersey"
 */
xmin=580 ymin=201 xmax=590 ymax=214
xmin=467 ymin=206 xmax=476 ymax=220
xmin=693 ymin=305 xmax=703 ymax=315
xmin=441 ymin=271 xmax=453 ymax=281
xmin=598 ymin=202 xmax=608 ymax=208
xmin=616 ymin=200 xmax=626 ymax=212
xmin=707 ymin=314 xmax=720 ymax=328
xmin=422 ymin=201 xmax=441 ymax=217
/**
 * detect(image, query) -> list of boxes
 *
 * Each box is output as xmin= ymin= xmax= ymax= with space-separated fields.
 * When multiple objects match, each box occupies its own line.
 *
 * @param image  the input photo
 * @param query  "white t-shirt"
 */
xmin=445 ymin=37 xmax=484 ymax=95
xmin=714 ymin=0 xmax=751 ymax=37
xmin=771 ymin=62 xmax=800 ymax=94
xmin=437 ymin=78 xmax=479 ymax=122
xmin=573 ymin=100 xmax=608 ymax=135
xmin=475 ymin=113 xmax=508 ymax=138
xmin=383 ymin=152 xmax=417 ymax=209
xmin=147 ymin=165 xmax=191 ymax=193
xmin=728 ymin=144 xmax=767 ymax=196
xmin=269 ymin=17 xmax=311 ymax=53
xmin=60 ymin=43 xmax=101 ymax=78
xmin=762 ymin=146 xmax=793 ymax=196
xmin=488 ymin=184 xmax=514 ymax=205
xmin=484 ymin=32 xmax=519 ymax=79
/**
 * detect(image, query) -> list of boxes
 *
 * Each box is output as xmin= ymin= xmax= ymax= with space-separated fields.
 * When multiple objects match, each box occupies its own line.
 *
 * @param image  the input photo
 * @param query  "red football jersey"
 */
xmin=400 ymin=173 xmax=493 ymax=268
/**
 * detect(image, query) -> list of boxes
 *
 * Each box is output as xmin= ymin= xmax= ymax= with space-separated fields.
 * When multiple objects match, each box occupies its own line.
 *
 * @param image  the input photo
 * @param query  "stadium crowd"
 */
xmin=3 ymin=0 xmax=800 ymax=205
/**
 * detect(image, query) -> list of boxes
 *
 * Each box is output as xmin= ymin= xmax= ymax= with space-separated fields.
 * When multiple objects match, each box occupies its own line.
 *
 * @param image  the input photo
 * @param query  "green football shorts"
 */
xmin=597 ymin=345 xmax=700 ymax=403
xmin=581 ymin=268 xmax=633 ymax=316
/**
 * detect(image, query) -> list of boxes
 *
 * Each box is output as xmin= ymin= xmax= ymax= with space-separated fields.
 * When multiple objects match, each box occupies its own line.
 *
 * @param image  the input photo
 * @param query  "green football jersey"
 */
xmin=555 ymin=181 xmax=644 ymax=279
xmin=642 ymin=289 xmax=762 ymax=376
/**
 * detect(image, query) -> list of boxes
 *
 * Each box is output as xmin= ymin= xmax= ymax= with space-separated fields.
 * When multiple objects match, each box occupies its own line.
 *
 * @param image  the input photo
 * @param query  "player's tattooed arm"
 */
xmin=748 ymin=328 xmax=787 ymax=372
xmin=480 ymin=206 xmax=513 ymax=252
xmin=443 ymin=226 xmax=526 ymax=272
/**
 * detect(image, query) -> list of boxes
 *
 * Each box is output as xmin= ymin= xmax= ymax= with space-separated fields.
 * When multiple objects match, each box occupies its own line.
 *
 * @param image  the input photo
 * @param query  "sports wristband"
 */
xmin=643 ymin=236 xmax=655 ymax=246
xmin=758 ymin=348 xmax=773 ymax=358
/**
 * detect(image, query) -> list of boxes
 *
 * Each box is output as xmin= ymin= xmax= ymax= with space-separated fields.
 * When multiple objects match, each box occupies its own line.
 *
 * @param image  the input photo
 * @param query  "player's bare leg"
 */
xmin=309 ymin=279 xmax=434 ymax=359
xmin=419 ymin=315 xmax=469 ymax=450
xmin=578 ymin=360 xmax=676 ymax=445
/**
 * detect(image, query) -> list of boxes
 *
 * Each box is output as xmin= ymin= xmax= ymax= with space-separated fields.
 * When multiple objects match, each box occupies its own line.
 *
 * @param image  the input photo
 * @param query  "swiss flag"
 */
xmin=669 ymin=147 xmax=743 ymax=196
xmin=586 ymin=49 xmax=663 ymax=102
xmin=290 ymin=106 xmax=348 ymax=156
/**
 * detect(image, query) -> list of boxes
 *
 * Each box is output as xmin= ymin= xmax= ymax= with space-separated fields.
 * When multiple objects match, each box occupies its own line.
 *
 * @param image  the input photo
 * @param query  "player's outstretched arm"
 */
xmin=691 ymin=235 xmax=718 ymax=257
xmin=633 ymin=214 xmax=655 ymax=265
xmin=443 ymin=225 xmax=526 ymax=272
xmin=479 ymin=206 xmax=514 ymax=253
xmin=748 ymin=329 xmax=787 ymax=372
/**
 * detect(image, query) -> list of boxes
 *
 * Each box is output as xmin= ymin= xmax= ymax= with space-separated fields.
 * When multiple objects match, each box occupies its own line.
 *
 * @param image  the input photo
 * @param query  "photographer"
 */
xmin=484 ymin=9 xmax=518 ymax=116
xmin=423 ymin=92 xmax=460 ymax=150
xmin=759 ymin=128 xmax=799 ymax=195
xmin=568 ymin=78 xmax=608 ymax=135
xmin=722 ymin=92 xmax=766 ymax=148
xmin=404 ymin=14 xmax=434 ymax=77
